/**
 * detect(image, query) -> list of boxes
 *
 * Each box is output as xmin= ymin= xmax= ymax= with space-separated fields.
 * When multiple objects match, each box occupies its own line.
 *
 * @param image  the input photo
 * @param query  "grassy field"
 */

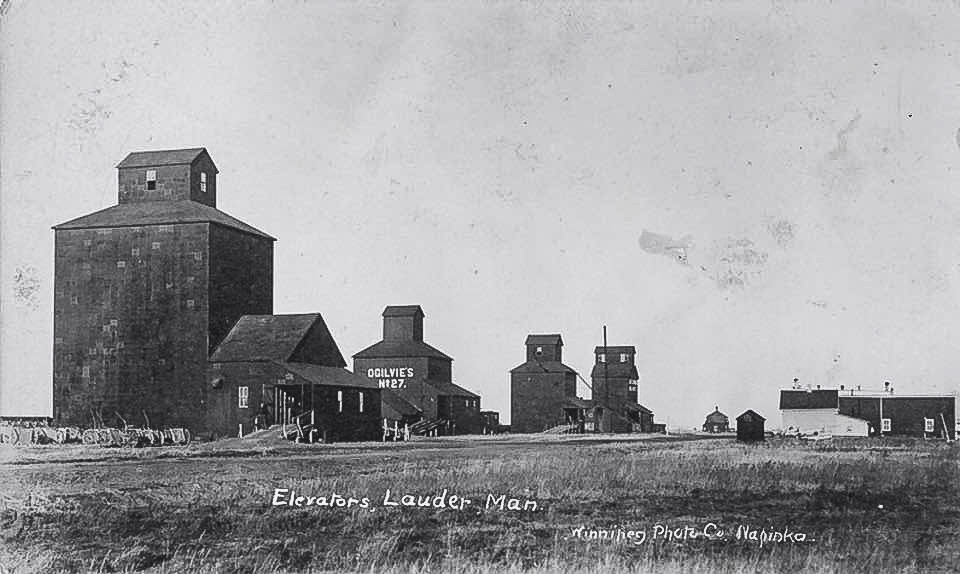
xmin=0 ymin=434 xmax=958 ymax=574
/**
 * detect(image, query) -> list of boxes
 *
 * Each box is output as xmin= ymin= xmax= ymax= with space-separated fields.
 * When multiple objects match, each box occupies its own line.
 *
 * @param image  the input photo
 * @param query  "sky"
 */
xmin=3 ymin=1 xmax=960 ymax=428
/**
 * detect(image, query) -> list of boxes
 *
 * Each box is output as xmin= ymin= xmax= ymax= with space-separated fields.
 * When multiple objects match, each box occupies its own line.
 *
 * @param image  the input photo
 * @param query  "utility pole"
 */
xmin=603 ymin=325 xmax=609 ymax=433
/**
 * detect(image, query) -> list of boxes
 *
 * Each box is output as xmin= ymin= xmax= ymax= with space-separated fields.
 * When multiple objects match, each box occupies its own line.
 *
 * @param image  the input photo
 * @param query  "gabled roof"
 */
xmin=383 ymin=305 xmax=424 ymax=317
xmin=116 ymin=148 xmax=214 ymax=170
xmin=590 ymin=363 xmax=640 ymax=380
xmin=704 ymin=408 xmax=729 ymax=422
xmin=210 ymin=314 xmax=345 ymax=365
xmin=779 ymin=390 xmax=839 ymax=410
xmin=277 ymin=362 xmax=379 ymax=390
xmin=352 ymin=340 xmax=452 ymax=361
xmin=525 ymin=334 xmax=563 ymax=346
xmin=52 ymin=200 xmax=274 ymax=240
xmin=510 ymin=360 xmax=577 ymax=375
xmin=737 ymin=409 xmax=765 ymax=422
xmin=425 ymin=380 xmax=479 ymax=398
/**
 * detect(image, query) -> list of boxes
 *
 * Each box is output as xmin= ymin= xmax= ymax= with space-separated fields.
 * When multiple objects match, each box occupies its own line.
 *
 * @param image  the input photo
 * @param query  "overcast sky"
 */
xmin=3 ymin=1 xmax=960 ymax=427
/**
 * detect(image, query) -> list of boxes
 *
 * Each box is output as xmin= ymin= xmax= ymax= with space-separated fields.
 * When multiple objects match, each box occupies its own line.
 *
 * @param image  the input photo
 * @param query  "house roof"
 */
xmin=52 ymin=200 xmax=275 ymax=240
xmin=525 ymin=334 xmax=563 ymax=346
xmin=737 ymin=409 xmax=766 ymax=422
xmin=381 ymin=389 xmax=422 ymax=417
xmin=116 ymin=148 xmax=213 ymax=169
xmin=704 ymin=408 xmax=729 ymax=423
xmin=590 ymin=363 xmax=640 ymax=380
xmin=424 ymin=380 xmax=479 ymax=398
xmin=277 ymin=362 xmax=380 ymax=390
xmin=210 ymin=314 xmax=345 ymax=365
xmin=510 ymin=360 xmax=577 ymax=375
xmin=779 ymin=390 xmax=839 ymax=410
xmin=352 ymin=340 xmax=452 ymax=360
xmin=382 ymin=305 xmax=424 ymax=317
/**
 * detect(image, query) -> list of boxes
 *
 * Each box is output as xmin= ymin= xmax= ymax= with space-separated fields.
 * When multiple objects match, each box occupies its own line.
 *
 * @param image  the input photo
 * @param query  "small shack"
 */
xmin=736 ymin=409 xmax=765 ymax=442
xmin=702 ymin=406 xmax=730 ymax=433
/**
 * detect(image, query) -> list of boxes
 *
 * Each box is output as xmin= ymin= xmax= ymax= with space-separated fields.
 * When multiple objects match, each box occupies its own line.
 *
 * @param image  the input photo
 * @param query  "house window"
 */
xmin=620 ymin=353 xmax=628 ymax=363
xmin=152 ymin=242 xmax=161 ymax=250
xmin=186 ymin=299 xmax=195 ymax=309
xmin=925 ymin=418 xmax=935 ymax=433
xmin=238 ymin=386 xmax=249 ymax=409
xmin=359 ymin=391 xmax=364 ymax=413
xmin=146 ymin=170 xmax=157 ymax=190
xmin=71 ymin=295 xmax=79 ymax=305
xmin=117 ymin=261 xmax=126 ymax=268
xmin=131 ymin=248 xmax=140 ymax=257
xmin=200 ymin=172 xmax=207 ymax=192
xmin=193 ymin=252 xmax=202 ymax=262
xmin=536 ymin=346 xmax=543 ymax=354
xmin=82 ymin=366 xmax=90 ymax=378
xmin=464 ymin=399 xmax=469 ymax=408
xmin=598 ymin=353 xmax=606 ymax=363
xmin=338 ymin=390 xmax=343 ymax=413
xmin=881 ymin=418 xmax=891 ymax=432
xmin=83 ymin=239 xmax=92 ymax=247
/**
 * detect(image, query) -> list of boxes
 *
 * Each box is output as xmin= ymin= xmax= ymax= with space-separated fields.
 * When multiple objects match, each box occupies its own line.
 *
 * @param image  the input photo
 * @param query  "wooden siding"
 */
xmin=510 ymin=370 xmax=577 ymax=433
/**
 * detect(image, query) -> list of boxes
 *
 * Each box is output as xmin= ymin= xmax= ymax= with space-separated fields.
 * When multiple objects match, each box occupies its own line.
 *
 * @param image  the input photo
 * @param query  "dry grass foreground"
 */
xmin=0 ymin=434 xmax=958 ymax=574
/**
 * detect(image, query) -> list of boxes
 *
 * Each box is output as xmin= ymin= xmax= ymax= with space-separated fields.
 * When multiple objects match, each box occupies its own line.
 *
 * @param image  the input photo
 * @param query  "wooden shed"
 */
xmin=702 ymin=406 xmax=730 ymax=433
xmin=736 ymin=409 xmax=766 ymax=442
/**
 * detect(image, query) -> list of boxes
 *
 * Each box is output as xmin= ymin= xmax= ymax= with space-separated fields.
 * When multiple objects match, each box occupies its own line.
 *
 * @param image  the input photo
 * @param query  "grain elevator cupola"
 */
xmin=524 ymin=334 xmax=563 ymax=363
xmin=382 ymin=305 xmax=425 ymax=342
xmin=116 ymin=148 xmax=219 ymax=208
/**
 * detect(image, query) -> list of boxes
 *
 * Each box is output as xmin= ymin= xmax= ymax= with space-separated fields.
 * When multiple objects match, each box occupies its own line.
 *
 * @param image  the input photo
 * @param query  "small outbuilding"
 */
xmin=736 ymin=409 xmax=765 ymax=442
xmin=702 ymin=406 xmax=730 ymax=433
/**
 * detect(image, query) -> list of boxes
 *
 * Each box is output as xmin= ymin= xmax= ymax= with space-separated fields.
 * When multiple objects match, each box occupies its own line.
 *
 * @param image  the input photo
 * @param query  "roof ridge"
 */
xmin=52 ymin=200 xmax=275 ymax=240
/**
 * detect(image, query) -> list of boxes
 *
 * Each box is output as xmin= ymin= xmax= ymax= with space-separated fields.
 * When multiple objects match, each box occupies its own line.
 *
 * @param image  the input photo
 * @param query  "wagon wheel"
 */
xmin=108 ymin=429 xmax=124 ymax=447
xmin=142 ymin=430 xmax=158 ymax=446
xmin=95 ymin=429 xmax=112 ymax=446
xmin=122 ymin=430 xmax=141 ymax=448
xmin=0 ymin=427 xmax=12 ymax=444
xmin=81 ymin=429 xmax=98 ymax=445
xmin=182 ymin=429 xmax=191 ymax=445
